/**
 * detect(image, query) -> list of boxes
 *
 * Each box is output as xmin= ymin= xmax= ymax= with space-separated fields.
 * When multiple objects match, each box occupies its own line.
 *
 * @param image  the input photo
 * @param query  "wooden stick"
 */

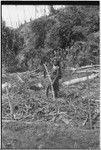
xmin=76 ymin=70 xmax=99 ymax=73
xmin=75 ymin=65 xmax=99 ymax=71
xmin=86 ymin=70 xmax=92 ymax=129
xmin=43 ymin=64 xmax=55 ymax=101
xmin=6 ymin=85 xmax=14 ymax=120
xmin=63 ymin=73 xmax=99 ymax=86
xmin=82 ymin=115 xmax=89 ymax=127
xmin=17 ymin=74 xmax=24 ymax=83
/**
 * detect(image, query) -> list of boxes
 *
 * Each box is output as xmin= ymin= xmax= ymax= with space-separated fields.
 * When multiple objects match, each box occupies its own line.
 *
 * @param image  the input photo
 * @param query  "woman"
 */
xmin=46 ymin=59 xmax=62 ymax=98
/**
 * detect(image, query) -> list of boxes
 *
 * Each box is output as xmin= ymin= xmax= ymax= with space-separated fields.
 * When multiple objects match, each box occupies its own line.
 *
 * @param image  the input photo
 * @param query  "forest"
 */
xmin=2 ymin=5 xmax=100 ymax=149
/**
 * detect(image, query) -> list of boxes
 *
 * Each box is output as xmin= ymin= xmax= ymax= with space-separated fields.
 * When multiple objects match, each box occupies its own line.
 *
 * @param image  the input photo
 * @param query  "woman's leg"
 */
xmin=53 ymin=79 xmax=59 ymax=98
xmin=46 ymin=84 xmax=51 ymax=97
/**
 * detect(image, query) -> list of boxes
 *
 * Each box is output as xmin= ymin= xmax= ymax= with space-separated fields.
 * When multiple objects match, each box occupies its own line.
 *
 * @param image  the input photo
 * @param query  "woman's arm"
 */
xmin=52 ymin=68 xmax=59 ymax=84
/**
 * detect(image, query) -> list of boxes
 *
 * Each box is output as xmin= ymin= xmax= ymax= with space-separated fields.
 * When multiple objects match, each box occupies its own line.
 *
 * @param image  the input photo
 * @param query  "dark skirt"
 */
xmin=46 ymin=78 xmax=59 ymax=98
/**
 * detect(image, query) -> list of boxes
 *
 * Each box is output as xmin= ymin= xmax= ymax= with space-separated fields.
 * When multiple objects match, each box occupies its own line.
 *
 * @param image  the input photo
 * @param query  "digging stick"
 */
xmin=6 ymin=85 xmax=14 ymax=120
xmin=43 ymin=64 xmax=55 ymax=101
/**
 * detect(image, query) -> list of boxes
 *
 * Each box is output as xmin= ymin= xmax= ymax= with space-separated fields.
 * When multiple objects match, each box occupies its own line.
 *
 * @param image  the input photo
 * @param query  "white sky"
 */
xmin=2 ymin=5 xmax=64 ymax=28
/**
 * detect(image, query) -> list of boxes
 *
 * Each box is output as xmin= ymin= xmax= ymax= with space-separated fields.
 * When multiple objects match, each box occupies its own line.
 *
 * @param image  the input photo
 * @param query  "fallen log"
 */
xmin=66 ymin=65 xmax=99 ymax=73
xmin=75 ymin=65 xmax=99 ymax=71
xmin=62 ymin=73 xmax=99 ymax=86
xmin=76 ymin=70 xmax=99 ymax=73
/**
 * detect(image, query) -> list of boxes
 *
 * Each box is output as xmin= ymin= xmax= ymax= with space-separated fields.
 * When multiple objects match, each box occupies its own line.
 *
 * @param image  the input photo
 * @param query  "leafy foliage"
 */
xmin=2 ymin=5 xmax=99 ymax=71
xmin=20 ymin=5 xmax=99 ymax=70
xmin=2 ymin=21 xmax=24 ymax=71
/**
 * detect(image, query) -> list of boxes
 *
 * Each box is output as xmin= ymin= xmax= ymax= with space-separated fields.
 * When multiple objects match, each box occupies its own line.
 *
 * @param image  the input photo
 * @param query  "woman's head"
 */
xmin=53 ymin=59 xmax=60 ymax=67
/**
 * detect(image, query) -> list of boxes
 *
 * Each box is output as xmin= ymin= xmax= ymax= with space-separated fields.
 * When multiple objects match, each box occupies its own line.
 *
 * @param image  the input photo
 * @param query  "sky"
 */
xmin=2 ymin=5 xmax=64 ymax=28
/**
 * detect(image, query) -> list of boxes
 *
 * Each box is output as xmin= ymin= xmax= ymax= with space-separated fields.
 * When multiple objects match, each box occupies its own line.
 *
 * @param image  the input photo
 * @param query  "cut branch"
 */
xmin=76 ymin=70 xmax=99 ymax=73
xmin=75 ymin=65 xmax=99 ymax=71
xmin=17 ymin=74 xmax=24 ymax=83
xmin=67 ymin=65 xmax=99 ymax=72
xmin=6 ymin=85 xmax=14 ymax=120
xmin=63 ymin=73 xmax=99 ymax=86
xmin=86 ymin=70 xmax=92 ymax=129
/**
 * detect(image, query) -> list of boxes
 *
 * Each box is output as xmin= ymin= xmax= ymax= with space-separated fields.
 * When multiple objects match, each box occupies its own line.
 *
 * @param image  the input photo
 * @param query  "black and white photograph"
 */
xmin=1 ymin=1 xmax=100 ymax=149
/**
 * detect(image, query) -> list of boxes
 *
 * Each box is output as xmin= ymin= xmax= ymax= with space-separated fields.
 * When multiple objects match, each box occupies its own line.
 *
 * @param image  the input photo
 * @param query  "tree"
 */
xmin=16 ymin=5 xmax=99 ymax=70
xmin=2 ymin=20 xmax=24 ymax=71
xmin=48 ymin=5 xmax=56 ymax=15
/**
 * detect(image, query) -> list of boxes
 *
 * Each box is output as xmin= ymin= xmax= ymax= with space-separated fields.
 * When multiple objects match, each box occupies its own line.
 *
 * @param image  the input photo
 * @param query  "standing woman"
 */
xmin=46 ymin=58 xmax=62 ymax=98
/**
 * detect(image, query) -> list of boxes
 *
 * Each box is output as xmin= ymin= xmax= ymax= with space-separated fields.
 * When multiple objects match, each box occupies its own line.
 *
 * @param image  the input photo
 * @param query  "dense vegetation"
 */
xmin=2 ymin=21 xmax=24 ymax=72
xmin=2 ymin=5 xmax=99 ymax=72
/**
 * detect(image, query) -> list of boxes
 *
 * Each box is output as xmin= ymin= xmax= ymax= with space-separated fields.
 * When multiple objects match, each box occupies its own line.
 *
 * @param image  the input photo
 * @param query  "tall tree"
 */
xmin=48 ymin=5 xmax=56 ymax=15
xmin=2 ymin=20 xmax=24 ymax=70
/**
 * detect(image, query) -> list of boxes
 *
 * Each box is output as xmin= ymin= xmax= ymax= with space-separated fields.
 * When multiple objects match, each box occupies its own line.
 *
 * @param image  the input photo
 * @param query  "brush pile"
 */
xmin=2 ymin=65 xmax=100 ymax=149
